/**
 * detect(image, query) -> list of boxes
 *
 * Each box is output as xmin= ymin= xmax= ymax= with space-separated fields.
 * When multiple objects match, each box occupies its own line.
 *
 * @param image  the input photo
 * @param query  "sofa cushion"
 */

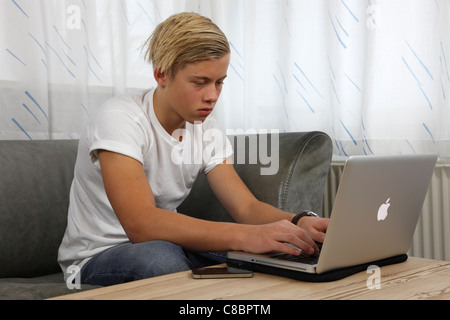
xmin=0 ymin=273 xmax=100 ymax=300
xmin=0 ymin=140 xmax=79 ymax=278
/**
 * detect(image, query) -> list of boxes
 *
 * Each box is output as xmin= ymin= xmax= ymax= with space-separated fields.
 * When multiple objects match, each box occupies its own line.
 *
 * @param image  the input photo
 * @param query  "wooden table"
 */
xmin=52 ymin=257 xmax=449 ymax=301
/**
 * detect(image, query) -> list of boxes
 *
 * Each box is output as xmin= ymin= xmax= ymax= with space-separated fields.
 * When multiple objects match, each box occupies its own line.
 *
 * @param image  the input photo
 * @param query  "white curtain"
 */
xmin=1 ymin=0 xmax=449 ymax=159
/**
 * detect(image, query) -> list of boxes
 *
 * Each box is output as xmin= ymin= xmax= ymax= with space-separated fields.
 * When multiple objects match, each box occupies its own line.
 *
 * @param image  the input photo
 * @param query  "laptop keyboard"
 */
xmin=270 ymin=252 xmax=319 ymax=264
xmin=269 ymin=242 xmax=322 ymax=265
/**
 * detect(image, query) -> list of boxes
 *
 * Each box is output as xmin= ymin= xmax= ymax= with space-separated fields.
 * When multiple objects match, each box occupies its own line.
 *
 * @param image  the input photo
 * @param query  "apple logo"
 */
xmin=377 ymin=198 xmax=391 ymax=221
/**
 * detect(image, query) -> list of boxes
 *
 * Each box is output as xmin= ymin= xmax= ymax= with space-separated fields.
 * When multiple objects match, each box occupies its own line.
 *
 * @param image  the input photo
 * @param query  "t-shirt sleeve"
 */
xmin=88 ymin=105 xmax=148 ymax=165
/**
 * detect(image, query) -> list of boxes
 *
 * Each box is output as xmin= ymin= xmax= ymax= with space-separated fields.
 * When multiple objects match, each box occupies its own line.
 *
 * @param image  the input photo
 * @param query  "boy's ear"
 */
xmin=153 ymin=69 xmax=167 ymax=87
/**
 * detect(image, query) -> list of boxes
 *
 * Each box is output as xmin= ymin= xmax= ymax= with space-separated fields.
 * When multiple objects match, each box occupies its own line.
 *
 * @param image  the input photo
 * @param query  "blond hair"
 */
xmin=143 ymin=12 xmax=230 ymax=78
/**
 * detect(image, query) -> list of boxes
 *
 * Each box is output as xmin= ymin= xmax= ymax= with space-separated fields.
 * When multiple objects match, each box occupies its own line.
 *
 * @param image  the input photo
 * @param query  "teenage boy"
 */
xmin=58 ymin=12 xmax=328 ymax=286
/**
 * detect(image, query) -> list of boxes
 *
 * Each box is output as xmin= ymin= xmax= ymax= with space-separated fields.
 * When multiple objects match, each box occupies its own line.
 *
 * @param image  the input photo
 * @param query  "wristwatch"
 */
xmin=291 ymin=210 xmax=318 ymax=225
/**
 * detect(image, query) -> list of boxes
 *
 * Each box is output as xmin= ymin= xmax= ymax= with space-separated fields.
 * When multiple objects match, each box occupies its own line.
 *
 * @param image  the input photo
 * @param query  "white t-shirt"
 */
xmin=58 ymin=88 xmax=233 ymax=275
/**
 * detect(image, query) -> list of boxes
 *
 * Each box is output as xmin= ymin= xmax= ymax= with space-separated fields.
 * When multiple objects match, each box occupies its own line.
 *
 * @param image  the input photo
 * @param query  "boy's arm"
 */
xmin=206 ymin=158 xmax=328 ymax=244
xmin=98 ymin=150 xmax=320 ymax=255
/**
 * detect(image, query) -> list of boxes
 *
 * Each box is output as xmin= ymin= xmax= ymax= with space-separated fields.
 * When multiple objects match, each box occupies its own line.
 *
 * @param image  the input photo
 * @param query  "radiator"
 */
xmin=323 ymin=161 xmax=450 ymax=261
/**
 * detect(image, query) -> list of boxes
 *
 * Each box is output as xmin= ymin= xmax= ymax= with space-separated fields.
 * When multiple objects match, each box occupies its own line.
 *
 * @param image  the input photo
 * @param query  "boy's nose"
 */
xmin=203 ymin=85 xmax=220 ymax=103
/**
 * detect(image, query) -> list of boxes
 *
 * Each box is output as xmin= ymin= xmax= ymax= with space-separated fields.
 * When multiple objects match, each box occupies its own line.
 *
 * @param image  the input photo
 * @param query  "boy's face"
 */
xmin=156 ymin=54 xmax=230 ymax=126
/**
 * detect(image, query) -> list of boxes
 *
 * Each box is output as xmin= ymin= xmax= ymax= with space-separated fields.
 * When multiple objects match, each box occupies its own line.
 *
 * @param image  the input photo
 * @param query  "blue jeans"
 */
xmin=80 ymin=240 xmax=227 ymax=286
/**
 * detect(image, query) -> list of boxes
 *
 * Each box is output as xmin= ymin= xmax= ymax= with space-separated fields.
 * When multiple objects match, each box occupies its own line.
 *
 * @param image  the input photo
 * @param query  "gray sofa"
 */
xmin=0 ymin=131 xmax=332 ymax=300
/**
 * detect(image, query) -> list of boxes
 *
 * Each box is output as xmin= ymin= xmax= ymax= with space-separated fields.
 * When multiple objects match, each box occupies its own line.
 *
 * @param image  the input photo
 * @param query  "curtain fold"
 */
xmin=1 ymin=0 xmax=449 ymax=159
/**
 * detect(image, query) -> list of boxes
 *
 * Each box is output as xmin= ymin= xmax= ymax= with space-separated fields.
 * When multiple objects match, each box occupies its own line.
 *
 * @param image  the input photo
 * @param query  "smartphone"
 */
xmin=191 ymin=266 xmax=253 ymax=279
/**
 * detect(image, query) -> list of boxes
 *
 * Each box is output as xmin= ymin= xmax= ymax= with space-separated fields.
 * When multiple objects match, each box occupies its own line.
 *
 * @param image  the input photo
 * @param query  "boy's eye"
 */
xmin=192 ymin=80 xmax=225 ymax=87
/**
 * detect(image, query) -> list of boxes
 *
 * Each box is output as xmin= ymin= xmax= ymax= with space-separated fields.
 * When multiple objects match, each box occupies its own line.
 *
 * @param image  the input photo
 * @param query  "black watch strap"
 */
xmin=291 ymin=210 xmax=318 ymax=225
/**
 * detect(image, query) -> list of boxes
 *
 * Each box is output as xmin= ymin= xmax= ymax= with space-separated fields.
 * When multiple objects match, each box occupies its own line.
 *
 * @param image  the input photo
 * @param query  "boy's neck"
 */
xmin=153 ymin=87 xmax=186 ymax=136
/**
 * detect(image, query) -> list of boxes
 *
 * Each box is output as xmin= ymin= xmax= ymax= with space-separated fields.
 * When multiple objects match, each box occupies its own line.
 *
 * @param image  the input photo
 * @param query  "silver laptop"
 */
xmin=228 ymin=154 xmax=438 ymax=274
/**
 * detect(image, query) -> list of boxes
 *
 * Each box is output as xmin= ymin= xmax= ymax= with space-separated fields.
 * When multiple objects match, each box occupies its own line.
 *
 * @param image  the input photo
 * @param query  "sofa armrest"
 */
xmin=0 ymin=140 xmax=79 ymax=278
xmin=178 ymin=131 xmax=333 ymax=222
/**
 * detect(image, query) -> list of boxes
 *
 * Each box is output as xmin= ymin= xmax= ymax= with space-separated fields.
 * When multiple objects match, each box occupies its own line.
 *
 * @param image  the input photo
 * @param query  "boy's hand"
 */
xmin=297 ymin=216 xmax=329 ymax=244
xmin=236 ymin=219 xmax=325 ymax=256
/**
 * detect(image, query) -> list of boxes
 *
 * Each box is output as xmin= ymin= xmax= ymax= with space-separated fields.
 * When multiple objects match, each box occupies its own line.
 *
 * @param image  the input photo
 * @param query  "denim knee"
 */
xmin=81 ymin=240 xmax=192 ymax=286
xmin=129 ymin=240 xmax=193 ymax=277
